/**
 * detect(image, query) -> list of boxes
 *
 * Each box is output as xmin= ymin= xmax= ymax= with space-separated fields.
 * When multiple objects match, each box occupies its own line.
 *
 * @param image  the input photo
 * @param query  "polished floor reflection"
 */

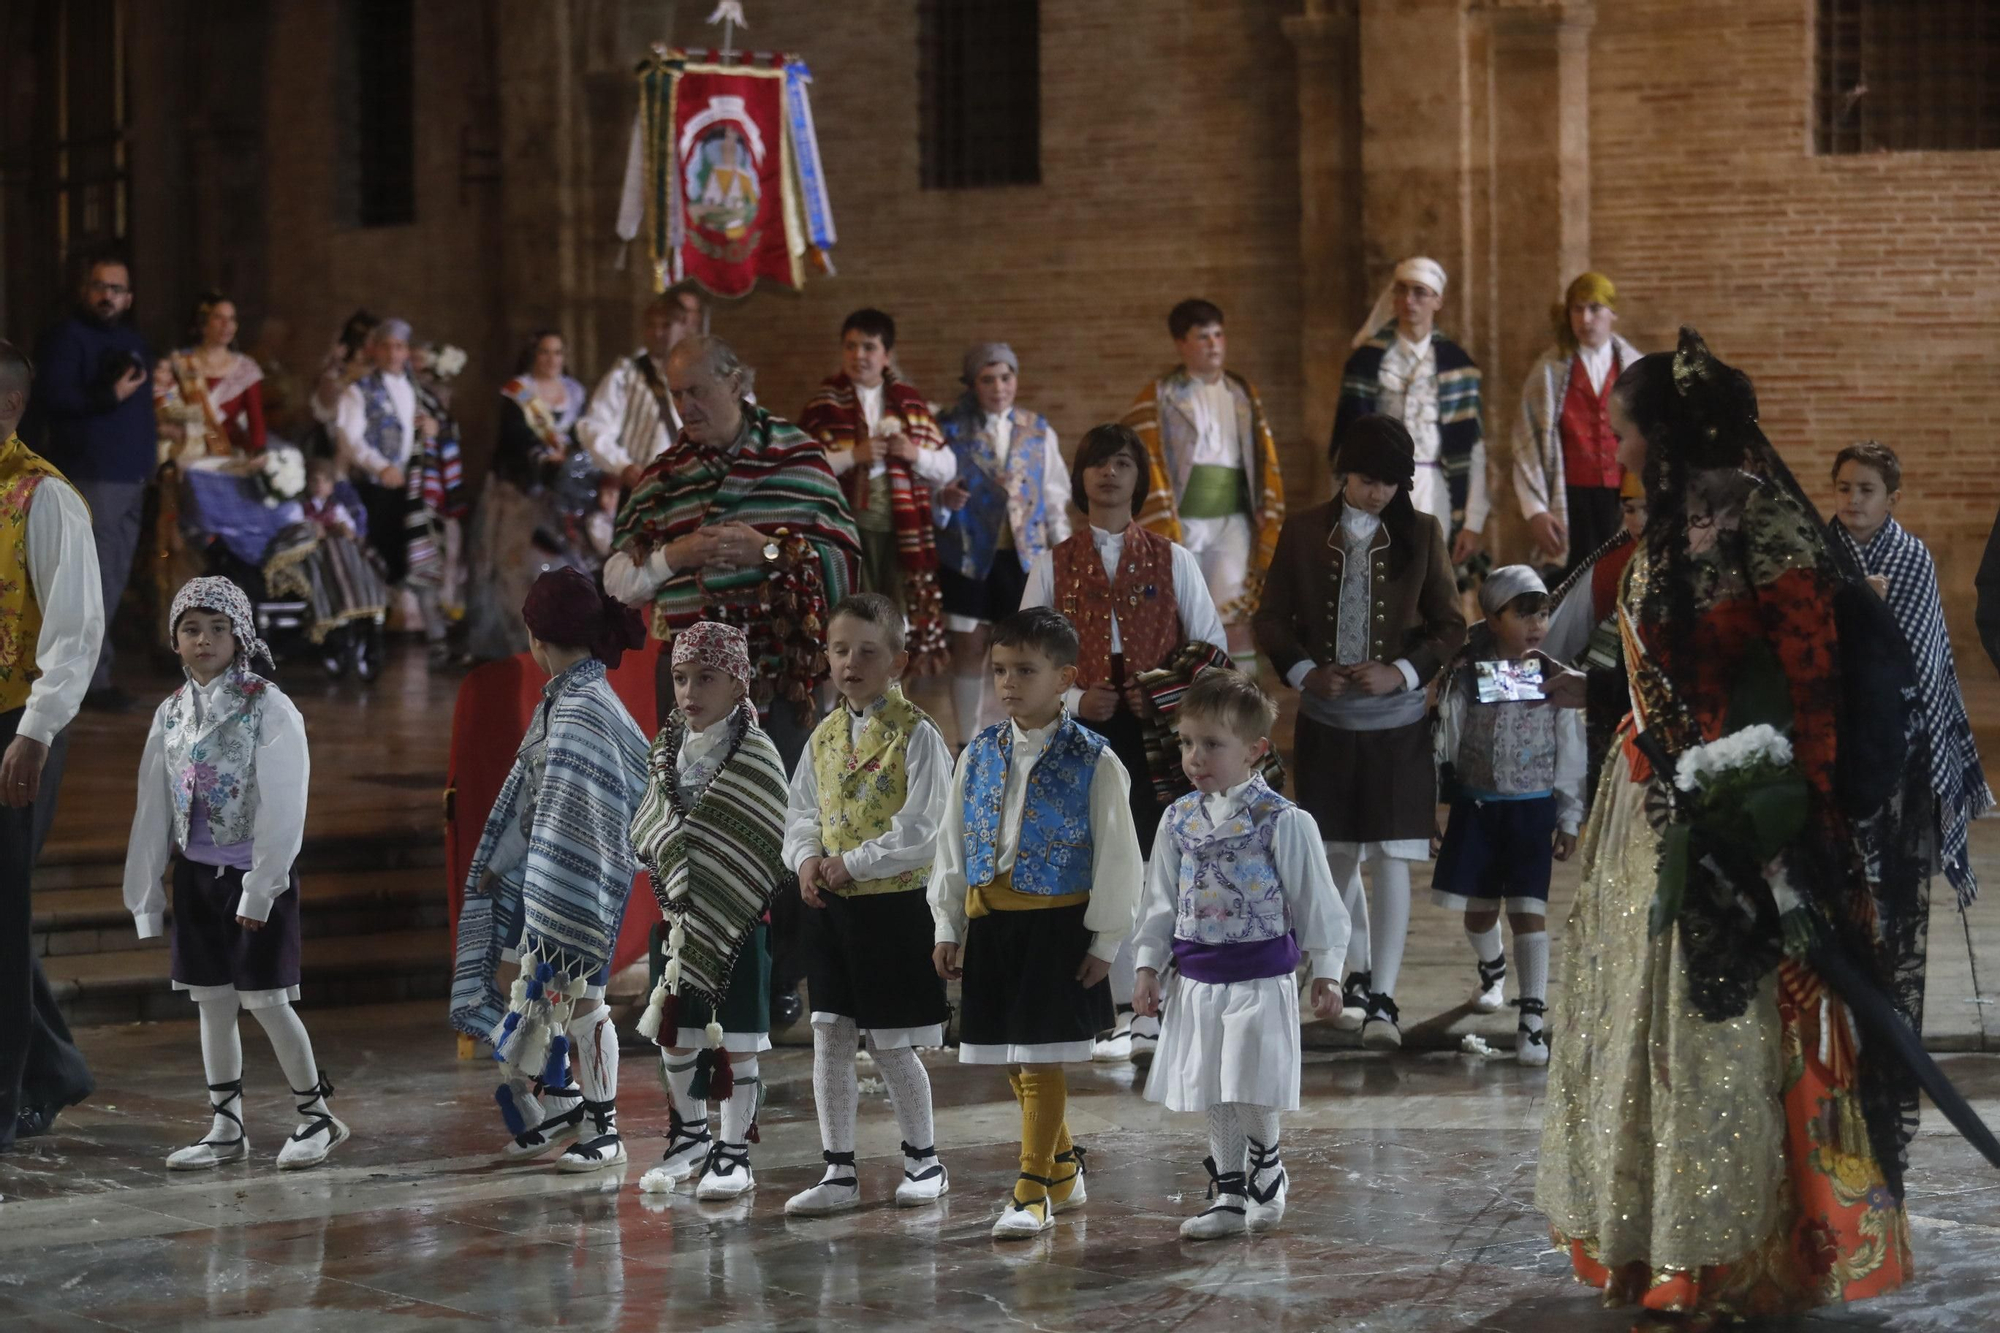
xmin=3 ymin=1004 xmax=1996 ymax=1331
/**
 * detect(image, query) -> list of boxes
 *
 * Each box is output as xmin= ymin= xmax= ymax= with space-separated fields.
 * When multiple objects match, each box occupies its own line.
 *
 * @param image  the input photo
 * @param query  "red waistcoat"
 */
xmin=1052 ymin=526 xmax=1182 ymax=688
xmin=1559 ymin=352 xmax=1623 ymax=491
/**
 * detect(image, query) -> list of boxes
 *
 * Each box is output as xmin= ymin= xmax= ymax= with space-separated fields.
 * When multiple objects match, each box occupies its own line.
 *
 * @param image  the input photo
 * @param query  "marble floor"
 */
xmin=2 ymin=1005 xmax=1996 ymax=1332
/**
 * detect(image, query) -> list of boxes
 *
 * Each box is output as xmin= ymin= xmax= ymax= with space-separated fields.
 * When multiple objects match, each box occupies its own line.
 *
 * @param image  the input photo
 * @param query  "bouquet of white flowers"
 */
xmin=432 ymin=345 xmax=468 ymax=381
xmin=257 ymin=444 xmax=307 ymax=508
xmin=1651 ymin=718 xmax=1809 ymax=940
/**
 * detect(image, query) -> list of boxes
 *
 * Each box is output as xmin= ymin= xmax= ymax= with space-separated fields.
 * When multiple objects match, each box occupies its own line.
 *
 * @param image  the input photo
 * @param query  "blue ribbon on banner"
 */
xmin=784 ymin=59 xmax=837 ymax=251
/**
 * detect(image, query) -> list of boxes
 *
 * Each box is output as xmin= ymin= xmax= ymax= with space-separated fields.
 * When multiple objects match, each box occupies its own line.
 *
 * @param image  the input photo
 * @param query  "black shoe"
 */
xmin=14 ymin=1105 xmax=54 ymax=1140
xmin=83 ymin=687 xmax=138 ymax=713
xmin=772 ymin=988 xmax=803 ymax=1028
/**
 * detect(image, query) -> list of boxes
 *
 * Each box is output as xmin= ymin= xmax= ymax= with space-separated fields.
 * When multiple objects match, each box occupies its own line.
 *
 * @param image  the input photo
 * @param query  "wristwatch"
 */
xmin=762 ymin=540 xmax=781 ymax=565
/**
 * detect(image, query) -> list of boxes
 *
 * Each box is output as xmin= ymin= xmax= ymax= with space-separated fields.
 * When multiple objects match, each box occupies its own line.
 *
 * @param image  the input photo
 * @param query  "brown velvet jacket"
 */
xmin=1252 ymin=498 xmax=1467 ymax=686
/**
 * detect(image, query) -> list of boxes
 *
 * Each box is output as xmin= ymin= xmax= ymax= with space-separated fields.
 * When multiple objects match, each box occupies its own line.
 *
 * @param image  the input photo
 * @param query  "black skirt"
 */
xmin=803 ymin=887 xmax=950 ymax=1034
xmin=169 ymin=858 xmax=303 ymax=996
xmin=957 ymin=902 xmax=1113 ymax=1053
xmin=1292 ymin=715 xmax=1438 ymax=843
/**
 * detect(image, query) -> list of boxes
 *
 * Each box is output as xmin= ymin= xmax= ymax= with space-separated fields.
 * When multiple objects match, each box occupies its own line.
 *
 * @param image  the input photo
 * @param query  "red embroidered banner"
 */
xmin=670 ymin=65 xmax=796 ymax=298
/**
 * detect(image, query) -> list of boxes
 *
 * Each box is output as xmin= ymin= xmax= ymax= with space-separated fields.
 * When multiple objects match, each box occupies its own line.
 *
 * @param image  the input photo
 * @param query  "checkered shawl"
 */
xmin=1831 ymin=517 xmax=1992 ymax=903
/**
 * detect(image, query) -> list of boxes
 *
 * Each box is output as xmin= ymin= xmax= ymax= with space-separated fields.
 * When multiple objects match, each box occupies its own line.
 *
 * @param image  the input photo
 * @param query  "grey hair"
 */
xmin=672 ymin=333 xmax=757 ymax=397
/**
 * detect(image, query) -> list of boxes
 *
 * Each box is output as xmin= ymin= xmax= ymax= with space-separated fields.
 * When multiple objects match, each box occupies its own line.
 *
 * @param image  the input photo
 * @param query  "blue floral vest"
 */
xmin=357 ymin=370 xmax=410 ymax=469
xmin=160 ymin=666 xmax=275 ymax=850
xmin=1163 ymin=774 xmax=1292 ymax=945
xmin=962 ymin=715 xmax=1103 ymax=896
xmin=936 ymin=407 xmax=1054 ymax=580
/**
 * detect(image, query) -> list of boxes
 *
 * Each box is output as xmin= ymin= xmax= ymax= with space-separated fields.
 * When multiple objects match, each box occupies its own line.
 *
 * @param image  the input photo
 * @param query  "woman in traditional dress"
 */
xmin=166 ymin=291 xmax=266 ymax=456
xmin=464 ymin=331 xmax=589 ymax=661
xmin=1536 ymin=329 xmax=1925 ymax=1325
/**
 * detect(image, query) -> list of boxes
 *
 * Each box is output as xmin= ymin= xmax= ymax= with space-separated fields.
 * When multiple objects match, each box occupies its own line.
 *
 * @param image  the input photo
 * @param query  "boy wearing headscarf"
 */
xmin=1511 ymin=272 xmax=1643 ymax=573
xmin=451 ymin=568 xmax=651 ymax=1171
xmin=1120 ymin=299 xmax=1285 ymax=658
xmin=124 ymin=577 xmax=345 ymax=1171
xmin=628 ymin=621 xmax=791 ymax=1201
xmin=934 ymin=342 xmax=1072 ymax=739
xmin=1334 ymin=258 xmax=1490 ymax=567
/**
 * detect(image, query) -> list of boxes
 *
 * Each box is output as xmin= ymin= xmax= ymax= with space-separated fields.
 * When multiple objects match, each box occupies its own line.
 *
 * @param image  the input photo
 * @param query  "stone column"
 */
xmin=1479 ymin=0 xmax=1596 ymax=556
xmin=1284 ymin=0 xmax=1365 ymax=504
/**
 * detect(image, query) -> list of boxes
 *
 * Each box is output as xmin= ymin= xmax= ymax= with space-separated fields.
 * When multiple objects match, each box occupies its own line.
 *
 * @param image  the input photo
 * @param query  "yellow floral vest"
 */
xmin=807 ymin=684 xmax=935 ymax=896
xmin=0 ymin=435 xmax=75 ymax=715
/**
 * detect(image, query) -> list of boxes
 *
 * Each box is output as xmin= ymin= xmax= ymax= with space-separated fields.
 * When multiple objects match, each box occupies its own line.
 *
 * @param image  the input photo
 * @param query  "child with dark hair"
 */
xmin=800 ymin=308 xmax=955 ymax=673
xmin=1253 ymin=414 xmax=1466 ymax=1051
xmin=928 ymin=605 xmax=1144 ymax=1238
xmin=1828 ymin=440 xmax=1991 ymax=902
xmin=1132 ymin=670 xmax=1346 ymax=1239
xmin=1432 ymin=565 xmax=1585 ymax=1065
xmin=782 ymin=593 xmax=954 ymax=1215
xmin=124 ymin=577 xmax=346 ymax=1170
xmin=1021 ymin=422 xmax=1227 ymax=1063
xmin=1120 ymin=300 xmax=1286 ymax=659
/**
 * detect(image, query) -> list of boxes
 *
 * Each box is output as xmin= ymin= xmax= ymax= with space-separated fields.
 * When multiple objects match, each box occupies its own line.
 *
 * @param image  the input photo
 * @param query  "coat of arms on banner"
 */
xmin=618 ymin=48 xmax=837 ymax=299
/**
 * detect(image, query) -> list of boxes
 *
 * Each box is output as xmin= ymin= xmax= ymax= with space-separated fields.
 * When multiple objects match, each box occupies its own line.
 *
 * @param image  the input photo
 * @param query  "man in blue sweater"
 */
xmin=33 ymin=256 xmax=155 ymax=711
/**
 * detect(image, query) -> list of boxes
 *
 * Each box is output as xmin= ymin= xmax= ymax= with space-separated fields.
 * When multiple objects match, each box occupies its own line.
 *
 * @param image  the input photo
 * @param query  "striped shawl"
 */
xmin=1334 ymin=327 xmax=1483 ymax=526
xmin=1122 ymin=368 xmax=1285 ymax=621
xmin=1830 ymin=516 xmax=1991 ymax=903
xmin=1127 ymin=639 xmax=1287 ymax=806
xmin=629 ymin=702 xmax=789 ymax=1008
xmin=1511 ymin=337 xmax=1641 ymax=567
xmin=450 ymin=659 xmax=650 ymax=1038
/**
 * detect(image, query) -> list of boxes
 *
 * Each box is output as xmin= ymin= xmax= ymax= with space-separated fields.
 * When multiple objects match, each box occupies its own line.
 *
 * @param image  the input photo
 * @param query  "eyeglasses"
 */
xmin=88 ymin=280 xmax=130 ymax=296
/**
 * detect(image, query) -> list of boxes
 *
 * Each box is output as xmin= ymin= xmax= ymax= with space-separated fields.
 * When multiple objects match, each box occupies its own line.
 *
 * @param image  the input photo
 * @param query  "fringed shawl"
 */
xmin=1126 ymin=640 xmax=1287 ymax=806
xmin=1830 ymin=516 xmax=1991 ymax=903
xmin=629 ymin=702 xmax=789 ymax=1007
xmin=449 ymin=659 xmax=649 ymax=1039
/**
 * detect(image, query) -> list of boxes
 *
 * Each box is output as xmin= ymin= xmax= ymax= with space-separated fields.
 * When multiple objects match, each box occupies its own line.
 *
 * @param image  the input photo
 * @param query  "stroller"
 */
xmin=175 ymin=456 xmax=388 ymax=679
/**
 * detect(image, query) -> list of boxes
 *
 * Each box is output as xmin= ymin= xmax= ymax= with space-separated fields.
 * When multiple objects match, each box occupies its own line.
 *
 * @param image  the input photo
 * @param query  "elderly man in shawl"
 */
xmin=604 ymin=335 xmax=861 ymax=772
xmin=1511 ymin=272 xmax=1644 ymax=575
xmin=451 ymin=568 xmax=650 ymax=1172
xmin=1335 ymin=257 xmax=1491 ymax=568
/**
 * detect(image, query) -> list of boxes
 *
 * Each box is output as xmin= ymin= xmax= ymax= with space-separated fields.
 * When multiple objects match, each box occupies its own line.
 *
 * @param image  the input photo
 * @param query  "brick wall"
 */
xmin=1588 ymin=0 xmax=2000 ymax=661
xmin=675 ymin=1 xmax=1314 ymax=497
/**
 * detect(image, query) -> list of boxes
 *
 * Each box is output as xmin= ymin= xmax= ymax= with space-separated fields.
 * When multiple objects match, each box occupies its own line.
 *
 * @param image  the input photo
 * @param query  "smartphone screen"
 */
xmin=1475 ymin=659 xmax=1544 ymax=703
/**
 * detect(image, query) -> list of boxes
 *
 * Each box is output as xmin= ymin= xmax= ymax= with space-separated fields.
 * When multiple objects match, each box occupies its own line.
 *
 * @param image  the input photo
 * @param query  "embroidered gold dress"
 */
xmin=1536 ymin=471 xmax=1912 ymax=1317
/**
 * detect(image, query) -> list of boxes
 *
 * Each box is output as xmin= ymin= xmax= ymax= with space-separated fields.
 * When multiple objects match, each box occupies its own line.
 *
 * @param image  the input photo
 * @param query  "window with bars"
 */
xmin=335 ymin=0 xmax=416 ymax=226
xmin=918 ymin=0 xmax=1040 ymax=190
xmin=1816 ymin=0 xmax=2000 ymax=154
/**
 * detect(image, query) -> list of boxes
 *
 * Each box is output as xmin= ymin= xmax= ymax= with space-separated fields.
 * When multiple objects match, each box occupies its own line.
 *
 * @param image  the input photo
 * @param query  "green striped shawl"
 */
xmin=1333 ymin=325 xmax=1484 ymax=518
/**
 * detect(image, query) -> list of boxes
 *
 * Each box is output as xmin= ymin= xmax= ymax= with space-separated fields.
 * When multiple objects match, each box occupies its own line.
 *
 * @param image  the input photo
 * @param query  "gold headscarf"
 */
xmin=1551 ymin=271 xmax=1618 ymax=354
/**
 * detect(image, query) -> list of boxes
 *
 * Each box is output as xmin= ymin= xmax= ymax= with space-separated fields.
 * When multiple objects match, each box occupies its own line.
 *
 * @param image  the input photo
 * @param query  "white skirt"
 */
xmin=1142 ymin=972 xmax=1302 ymax=1113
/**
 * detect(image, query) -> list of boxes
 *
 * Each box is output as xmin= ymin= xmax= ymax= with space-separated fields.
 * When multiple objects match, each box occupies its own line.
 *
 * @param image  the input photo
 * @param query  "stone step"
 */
xmin=31 ymin=833 xmax=445 ymax=890
xmin=48 ymin=927 xmax=452 ymax=1028
xmin=33 ymin=867 xmax=451 ymax=958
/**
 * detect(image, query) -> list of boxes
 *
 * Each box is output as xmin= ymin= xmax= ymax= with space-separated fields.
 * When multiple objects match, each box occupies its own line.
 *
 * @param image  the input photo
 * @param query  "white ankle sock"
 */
xmin=950 ymin=674 xmax=983 ymax=747
xmin=867 ymin=1038 xmax=935 ymax=1155
xmin=720 ymin=1055 xmax=759 ymax=1144
xmin=1515 ymin=931 xmax=1550 ymax=1024
xmin=661 ymin=1049 xmax=702 ymax=1125
xmin=812 ymin=1018 xmax=859 ymax=1158
xmin=1368 ymin=858 xmax=1413 ymax=997
xmin=195 ymin=996 xmax=245 ymax=1140
xmin=1466 ymin=922 xmax=1504 ymax=967
xmin=248 ymin=1001 xmax=324 ymax=1111
xmin=1325 ymin=844 xmax=1370 ymax=973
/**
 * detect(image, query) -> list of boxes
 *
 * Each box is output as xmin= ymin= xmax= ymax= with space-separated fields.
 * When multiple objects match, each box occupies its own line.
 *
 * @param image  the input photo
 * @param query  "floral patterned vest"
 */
xmin=962 ymin=715 xmax=1103 ymax=896
xmin=808 ymin=684 xmax=935 ymax=896
xmin=1164 ymin=774 xmax=1292 ymax=945
xmin=0 ymin=436 xmax=70 ymax=714
xmin=161 ymin=666 xmax=275 ymax=849
xmin=937 ymin=407 xmax=1055 ymax=579
xmin=1456 ymin=694 xmax=1559 ymax=797
xmin=1052 ymin=526 xmax=1182 ymax=689
xmin=357 ymin=370 xmax=410 ymax=469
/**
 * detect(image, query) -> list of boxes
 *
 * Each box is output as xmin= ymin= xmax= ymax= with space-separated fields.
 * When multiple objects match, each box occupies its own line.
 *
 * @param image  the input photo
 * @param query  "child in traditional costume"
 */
xmin=1828 ymin=440 xmax=1991 ymax=904
xmin=1132 ymin=670 xmax=1345 ymax=1239
xmin=629 ymin=621 xmax=789 ymax=1200
xmin=781 ymin=594 xmax=954 ymax=1215
xmin=935 ymin=342 xmax=1072 ymax=740
xmin=1253 ymin=415 xmax=1466 ymax=1051
xmin=1019 ymin=423 xmax=1229 ymax=1064
xmin=1431 ymin=566 xmax=1585 ymax=1065
xmin=800 ymin=308 xmax=955 ymax=674
xmin=451 ymin=567 xmax=650 ymax=1171
xmin=123 ymin=577 xmax=346 ymax=1170
xmin=928 ymin=607 xmax=1144 ymax=1238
